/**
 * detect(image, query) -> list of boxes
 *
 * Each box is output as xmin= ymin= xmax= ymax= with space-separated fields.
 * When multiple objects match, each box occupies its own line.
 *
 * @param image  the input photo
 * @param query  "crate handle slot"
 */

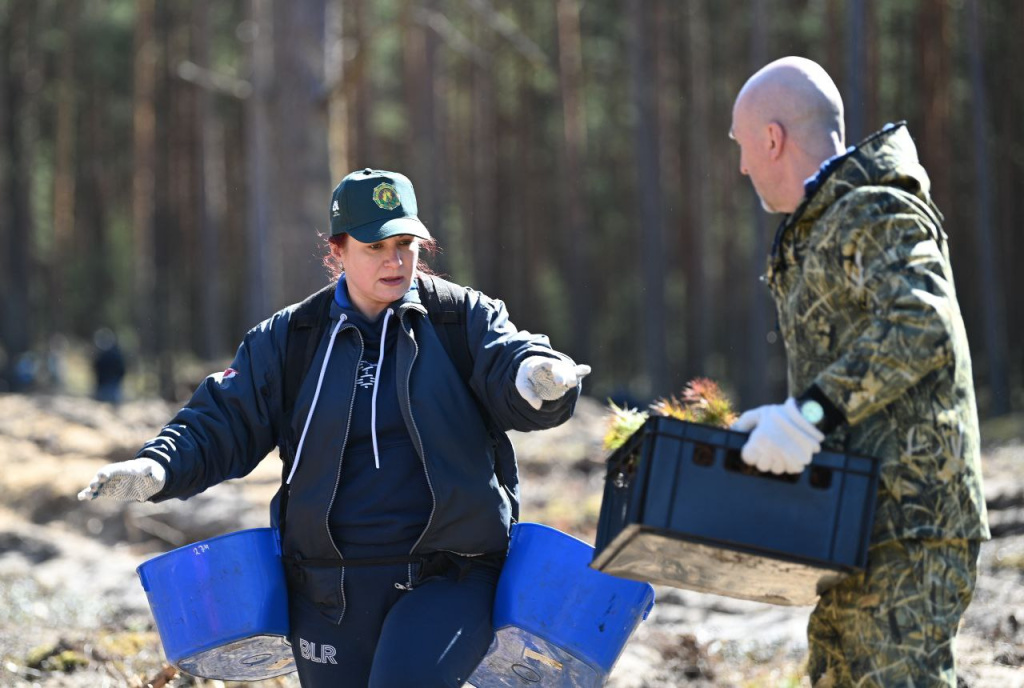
xmin=723 ymin=450 xmax=800 ymax=484
xmin=808 ymin=465 xmax=833 ymax=490
xmin=691 ymin=443 xmax=715 ymax=467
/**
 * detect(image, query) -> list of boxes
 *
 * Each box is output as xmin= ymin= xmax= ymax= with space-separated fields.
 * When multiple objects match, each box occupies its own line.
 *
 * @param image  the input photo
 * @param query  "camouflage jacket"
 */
xmin=765 ymin=122 xmax=989 ymax=544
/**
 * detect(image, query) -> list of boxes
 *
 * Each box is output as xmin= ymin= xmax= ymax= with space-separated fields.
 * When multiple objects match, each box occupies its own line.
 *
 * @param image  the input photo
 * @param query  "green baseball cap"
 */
xmin=329 ymin=168 xmax=431 ymax=242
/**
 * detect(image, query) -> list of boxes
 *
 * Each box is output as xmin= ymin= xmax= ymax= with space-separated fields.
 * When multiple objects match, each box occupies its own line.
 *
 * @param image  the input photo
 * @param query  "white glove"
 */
xmin=730 ymin=398 xmax=824 ymax=474
xmin=77 ymin=457 xmax=167 ymax=502
xmin=515 ymin=356 xmax=592 ymax=410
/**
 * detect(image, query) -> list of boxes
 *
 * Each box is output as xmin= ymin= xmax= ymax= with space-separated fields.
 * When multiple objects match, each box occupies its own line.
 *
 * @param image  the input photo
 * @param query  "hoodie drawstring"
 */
xmin=287 ymin=316 xmax=346 ymax=485
xmin=371 ymin=308 xmax=393 ymax=469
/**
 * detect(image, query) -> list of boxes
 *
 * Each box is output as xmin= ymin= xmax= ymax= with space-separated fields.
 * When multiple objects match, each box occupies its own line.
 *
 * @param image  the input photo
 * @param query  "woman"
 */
xmin=79 ymin=168 xmax=590 ymax=687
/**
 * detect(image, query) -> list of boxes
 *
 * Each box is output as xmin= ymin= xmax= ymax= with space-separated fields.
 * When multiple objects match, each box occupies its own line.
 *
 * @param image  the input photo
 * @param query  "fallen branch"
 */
xmin=144 ymin=663 xmax=178 ymax=688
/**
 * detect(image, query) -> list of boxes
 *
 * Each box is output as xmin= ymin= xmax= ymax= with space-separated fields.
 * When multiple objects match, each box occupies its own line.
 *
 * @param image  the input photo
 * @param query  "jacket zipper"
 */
xmin=400 ymin=310 xmax=437 ymax=588
xmin=323 ymin=320 xmax=362 ymax=617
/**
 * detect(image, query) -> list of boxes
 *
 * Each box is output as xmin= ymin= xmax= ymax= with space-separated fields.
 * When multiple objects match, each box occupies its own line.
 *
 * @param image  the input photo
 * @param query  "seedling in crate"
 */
xmin=649 ymin=378 xmax=737 ymax=429
xmin=602 ymin=400 xmax=649 ymax=452
xmin=603 ymin=378 xmax=737 ymax=452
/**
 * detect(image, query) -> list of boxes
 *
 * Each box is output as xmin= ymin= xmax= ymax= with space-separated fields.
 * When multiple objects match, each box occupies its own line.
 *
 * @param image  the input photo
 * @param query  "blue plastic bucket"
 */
xmin=468 ymin=522 xmax=655 ymax=687
xmin=136 ymin=528 xmax=294 ymax=681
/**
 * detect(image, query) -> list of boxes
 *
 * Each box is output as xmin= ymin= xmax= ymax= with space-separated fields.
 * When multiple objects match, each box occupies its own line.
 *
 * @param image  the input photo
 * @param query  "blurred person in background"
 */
xmin=79 ymin=168 xmax=590 ymax=687
xmin=728 ymin=57 xmax=989 ymax=687
xmin=46 ymin=333 xmax=70 ymax=392
xmin=92 ymin=327 xmax=126 ymax=404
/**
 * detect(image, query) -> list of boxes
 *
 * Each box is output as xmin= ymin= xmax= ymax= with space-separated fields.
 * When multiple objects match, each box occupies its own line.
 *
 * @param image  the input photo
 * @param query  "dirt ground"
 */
xmin=0 ymin=392 xmax=1021 ymax=687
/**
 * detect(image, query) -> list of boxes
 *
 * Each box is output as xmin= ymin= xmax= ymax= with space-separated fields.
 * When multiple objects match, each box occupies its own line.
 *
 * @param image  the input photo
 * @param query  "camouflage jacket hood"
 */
xmin=765 ymin=122 xmax=989 ymax=543
xmin=768 ymin=122 xmax=938 ymax=280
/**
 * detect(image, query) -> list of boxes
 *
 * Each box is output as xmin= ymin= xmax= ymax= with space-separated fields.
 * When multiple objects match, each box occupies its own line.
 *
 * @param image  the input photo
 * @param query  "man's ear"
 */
xmin=766 ymin=121 xmax=786 ymax=161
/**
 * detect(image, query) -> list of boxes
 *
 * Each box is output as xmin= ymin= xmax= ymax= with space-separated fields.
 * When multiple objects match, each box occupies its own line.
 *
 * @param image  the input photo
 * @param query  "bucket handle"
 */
xmin=137 ymin=568 xmax=151 ymax=592
xmin=641 ymin=591 xmax=656 ymax=620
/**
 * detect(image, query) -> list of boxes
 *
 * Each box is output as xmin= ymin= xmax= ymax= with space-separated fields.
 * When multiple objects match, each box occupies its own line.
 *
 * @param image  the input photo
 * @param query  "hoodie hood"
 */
xmin=332 ymin=273 xmax=423 ymax=319
xmin=797 ymin=121 xmax=935 ymax=226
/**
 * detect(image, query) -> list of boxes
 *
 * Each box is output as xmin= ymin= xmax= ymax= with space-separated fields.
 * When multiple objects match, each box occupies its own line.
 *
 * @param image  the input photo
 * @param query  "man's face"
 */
xmin=730 ymin=103 xmax=782 ymax=213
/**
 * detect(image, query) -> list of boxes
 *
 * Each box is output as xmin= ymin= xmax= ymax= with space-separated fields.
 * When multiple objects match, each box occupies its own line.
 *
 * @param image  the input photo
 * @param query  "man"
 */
xmin=729 ymin=56 xmax=989 ymax=687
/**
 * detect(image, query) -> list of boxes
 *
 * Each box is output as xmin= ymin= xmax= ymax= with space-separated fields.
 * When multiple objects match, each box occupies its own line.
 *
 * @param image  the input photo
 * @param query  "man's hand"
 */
xmin=730 ymin=398 xmax=824 ymax=474
xmin=78 ymin=458 xmax=166 ymax=502
xmin=516 ymin=357 xmax=592 ymax=410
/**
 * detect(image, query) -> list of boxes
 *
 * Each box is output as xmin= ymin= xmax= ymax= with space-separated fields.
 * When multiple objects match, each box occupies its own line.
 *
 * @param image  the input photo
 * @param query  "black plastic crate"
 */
xmin=591 ymin=416 xmax=880 ymax=605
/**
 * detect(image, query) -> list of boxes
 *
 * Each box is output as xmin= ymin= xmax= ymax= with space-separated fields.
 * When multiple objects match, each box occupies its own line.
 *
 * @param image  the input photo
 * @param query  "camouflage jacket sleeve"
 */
xmin=812 ymin=187 xmax=958 ymax=426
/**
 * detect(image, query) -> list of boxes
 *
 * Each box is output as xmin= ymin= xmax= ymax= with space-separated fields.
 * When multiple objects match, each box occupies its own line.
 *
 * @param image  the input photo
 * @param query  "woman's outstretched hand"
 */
xmin=78 ymin=457 xmax=166 ymax=502
xmin=515 ymin=357 xmax=592 ymax=410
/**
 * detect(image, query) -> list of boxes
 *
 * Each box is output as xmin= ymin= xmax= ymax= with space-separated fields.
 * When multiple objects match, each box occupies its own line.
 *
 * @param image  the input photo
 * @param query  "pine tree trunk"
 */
xmin=1 ymin=0 xmax=36 ymax=388
xmin=966 ymin=0 xmax=1011 ymax=414
xmin=132 ymin=0 xmax=158 ymax=366
xmin=628 ymin=0 xmax=668 ymax=396
xmin=556 ymin=0 xmax=591 ymax=363
xmin=244 ymin=0 xmax=273 ymax=326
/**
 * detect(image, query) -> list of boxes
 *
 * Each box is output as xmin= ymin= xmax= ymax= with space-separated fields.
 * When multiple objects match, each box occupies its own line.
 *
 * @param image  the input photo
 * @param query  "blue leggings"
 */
xmin=287 ymin=557 xmax=500 ymax=687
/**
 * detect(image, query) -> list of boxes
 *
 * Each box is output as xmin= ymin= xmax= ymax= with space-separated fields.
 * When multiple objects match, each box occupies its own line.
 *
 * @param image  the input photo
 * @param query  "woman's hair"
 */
xmin=322 ymin=233 xmax=439 ymax=282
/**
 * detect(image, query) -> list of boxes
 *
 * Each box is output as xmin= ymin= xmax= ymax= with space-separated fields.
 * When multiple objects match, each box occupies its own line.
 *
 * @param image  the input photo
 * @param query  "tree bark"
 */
xmin=326 ymin=0 xmax=349 ymax=181
xmin=403 ymin=0 xmax=437 ymax=230
xmin=243 ymin=0 xmax=273 ymax=326
xmin=918 ymin=0 xmax=952 ymax=212
xmin=743 ymin=0 xmax=775 ymax=408
xmin=845 ymin=0 xmax=866 ymax=143
xmin=1 ymin=0 xmax=37 ymax=388
xmin=168 ymin=4 xmax=198 ymax=362
xmin=556 ymin=0 xmax=591 ymax=363
xmin=51 ymin=0 xmax=80 ymax=336
xmin=685 ymin=0 xmax=711 ymax=382
xmin=966 ymin=0 xmax=1011 ymax=415
xmin=628 ymin=0 xmax=668 ymax=397
xmin=132 ymin=0 xmax=158 ymax=364
xmin=350 ymin=0 xmax=373 ymax=167
xmin=153 ymin=4 xmax=177 ymax=400
xmin=469 ymin=18 xmax=498 ymax=296
xmin=271 ymin=0 xmax=331 ymax=306
xmin=190 ymin=2 xmax=225 ymax=360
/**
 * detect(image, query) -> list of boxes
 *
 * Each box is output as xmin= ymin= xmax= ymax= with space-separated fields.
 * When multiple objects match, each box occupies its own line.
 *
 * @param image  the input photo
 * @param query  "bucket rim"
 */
xmin=136 ymin=527 xmax=280 ymax=576
xmin=512 ymin=521 xmax=592 ymax=549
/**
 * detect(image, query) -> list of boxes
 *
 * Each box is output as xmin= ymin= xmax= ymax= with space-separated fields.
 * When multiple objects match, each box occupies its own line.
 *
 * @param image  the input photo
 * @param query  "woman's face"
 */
xmin=334 ymin=234 xmax=420 ymax=318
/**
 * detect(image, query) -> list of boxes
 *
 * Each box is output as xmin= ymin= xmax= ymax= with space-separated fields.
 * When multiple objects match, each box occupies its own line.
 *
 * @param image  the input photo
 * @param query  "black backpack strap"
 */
xmin=283 ymin=282 xmax=336 ymax=422
xmin=276 ymin=282 xmax=335 ymax=533
xmin=418 ymin=274 xmax=473 ymax=382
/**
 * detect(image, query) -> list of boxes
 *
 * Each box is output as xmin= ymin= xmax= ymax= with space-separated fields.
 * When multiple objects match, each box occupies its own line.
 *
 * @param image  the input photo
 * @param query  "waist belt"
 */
xmin=286 ymin=550 xmax=506 ymax=581
xmin=288 ymin=553 xmax=423 ymax=568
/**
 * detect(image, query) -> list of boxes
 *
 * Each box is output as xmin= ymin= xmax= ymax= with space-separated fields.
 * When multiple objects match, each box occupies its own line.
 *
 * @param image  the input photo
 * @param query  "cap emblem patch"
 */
xmin=372 ymin=182 xmax=401 ymax=210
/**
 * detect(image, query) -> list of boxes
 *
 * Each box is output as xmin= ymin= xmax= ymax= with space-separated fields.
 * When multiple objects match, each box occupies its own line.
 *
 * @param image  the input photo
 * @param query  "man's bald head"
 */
xmin=735 ymin=56 xmax=845 ymax=160
xmin=730 ymin=57 xmax=846 ymax=213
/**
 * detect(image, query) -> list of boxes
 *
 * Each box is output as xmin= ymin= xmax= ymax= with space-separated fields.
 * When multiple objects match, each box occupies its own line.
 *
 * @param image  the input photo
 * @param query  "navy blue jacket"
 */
xmin=141 ymin=276 xmax=580 ymax=620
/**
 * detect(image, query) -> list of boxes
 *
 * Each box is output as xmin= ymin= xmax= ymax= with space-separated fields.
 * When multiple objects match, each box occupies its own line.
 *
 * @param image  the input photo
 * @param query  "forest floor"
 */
xmin=0 ymin=391 xmax=1022 ymax=688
